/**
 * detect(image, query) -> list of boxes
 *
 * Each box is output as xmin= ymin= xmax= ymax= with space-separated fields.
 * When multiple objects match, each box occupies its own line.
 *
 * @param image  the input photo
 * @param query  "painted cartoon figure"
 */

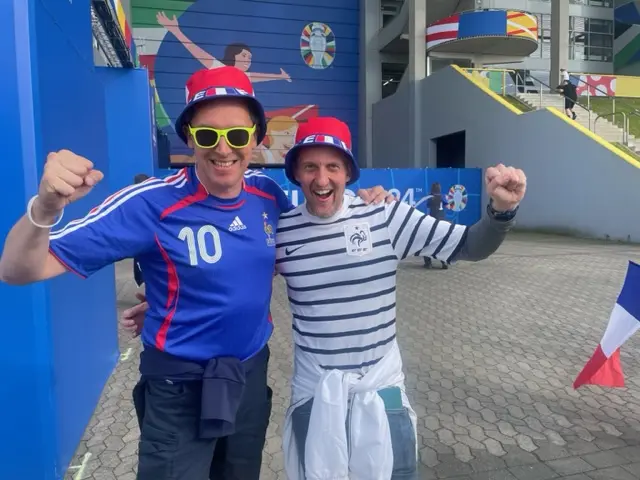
xmin=253 ymin=115 xmax=299 ymax=164
xmin=157 ymin=11 xmax=292 ymax=83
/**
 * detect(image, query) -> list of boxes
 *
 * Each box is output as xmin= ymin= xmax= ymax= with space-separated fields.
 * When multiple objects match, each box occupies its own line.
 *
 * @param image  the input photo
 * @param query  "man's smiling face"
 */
xmin=294 ymin=146 xmax=350 ymax=218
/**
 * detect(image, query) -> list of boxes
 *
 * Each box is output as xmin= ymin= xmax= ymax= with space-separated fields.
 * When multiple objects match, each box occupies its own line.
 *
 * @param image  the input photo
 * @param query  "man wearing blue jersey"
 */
xmin=0 ymin=67 xmax=387 ymax=480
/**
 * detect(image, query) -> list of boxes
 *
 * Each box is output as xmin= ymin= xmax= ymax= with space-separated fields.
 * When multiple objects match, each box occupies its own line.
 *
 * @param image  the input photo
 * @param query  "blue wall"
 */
xmin=0 ymin=0 xmax=142 ymax=478
xmin=133 ymin=0 xmax=360 ymax=166
xmin=1 ymin=1 xmax=54 ymax=478
xmin=98 ymin=67 xmax=156 ymax=192
xmin=36 ymin=2 xmax=121 ymax=474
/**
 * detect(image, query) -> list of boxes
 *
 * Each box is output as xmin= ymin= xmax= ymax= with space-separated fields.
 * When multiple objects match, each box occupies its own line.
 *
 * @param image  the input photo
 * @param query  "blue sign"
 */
xmin=259 ymin=167 xmax=483 ymax=225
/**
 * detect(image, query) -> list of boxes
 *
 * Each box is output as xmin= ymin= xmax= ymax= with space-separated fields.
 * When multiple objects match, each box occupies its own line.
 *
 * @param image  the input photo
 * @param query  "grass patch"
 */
xmin=613 ymin=142 xmax=640 ymax=159
xmin=505 ymin=95 xmax=533 ymax=112
xmin=588 ymin=97 xmax=640 ymax=138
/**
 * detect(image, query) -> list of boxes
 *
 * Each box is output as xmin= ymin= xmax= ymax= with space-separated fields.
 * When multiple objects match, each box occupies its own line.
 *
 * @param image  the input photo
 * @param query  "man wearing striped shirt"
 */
xmin=277 ymin=117 xmax=527 ymax=479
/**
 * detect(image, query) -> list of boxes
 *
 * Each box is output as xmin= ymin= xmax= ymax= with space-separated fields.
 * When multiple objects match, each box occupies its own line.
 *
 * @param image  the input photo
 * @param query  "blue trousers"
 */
xmin=290 ymin=393 xmax=418 ymax=479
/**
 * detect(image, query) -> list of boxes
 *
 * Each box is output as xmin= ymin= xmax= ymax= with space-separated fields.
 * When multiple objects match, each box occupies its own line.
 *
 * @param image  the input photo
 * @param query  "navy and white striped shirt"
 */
xmin=275 ymin=194 xmax=468 ymax=373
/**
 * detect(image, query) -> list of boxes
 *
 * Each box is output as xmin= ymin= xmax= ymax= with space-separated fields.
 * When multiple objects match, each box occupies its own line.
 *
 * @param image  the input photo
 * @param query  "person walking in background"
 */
xmin=557 ymin=79 xmax=578 ymax=120
xmin=424 ymin=182 xmax=448 ymax=270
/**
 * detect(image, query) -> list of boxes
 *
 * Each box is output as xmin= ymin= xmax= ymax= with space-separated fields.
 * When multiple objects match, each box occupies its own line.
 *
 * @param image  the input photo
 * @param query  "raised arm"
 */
xmin=157 ymin=12 xmax=215 ymax=69
xmin=0 ymin=150 xmax=156 ymax=284
xmin=0 ymin=150 xmax=103 ymax=284
xmin=387 ymin=164 xmax=526 ymax=264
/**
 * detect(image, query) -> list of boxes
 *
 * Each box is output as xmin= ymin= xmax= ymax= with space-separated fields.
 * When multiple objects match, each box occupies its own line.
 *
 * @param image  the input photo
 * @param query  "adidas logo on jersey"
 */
xmin=228 ymin=216 xmax=246 ymax=232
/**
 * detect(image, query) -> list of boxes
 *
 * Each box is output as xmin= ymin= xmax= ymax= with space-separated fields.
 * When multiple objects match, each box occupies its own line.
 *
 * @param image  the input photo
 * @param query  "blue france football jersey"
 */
xmin=49 ymin=167 xmax=292 ymax=362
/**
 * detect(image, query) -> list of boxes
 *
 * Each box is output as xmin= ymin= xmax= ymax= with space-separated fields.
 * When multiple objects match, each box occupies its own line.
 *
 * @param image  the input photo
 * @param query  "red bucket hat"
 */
xmin=284 ymin=117 xmax=359 ymax=186
xmin=174 ymin=66 xmax=267 ymax=146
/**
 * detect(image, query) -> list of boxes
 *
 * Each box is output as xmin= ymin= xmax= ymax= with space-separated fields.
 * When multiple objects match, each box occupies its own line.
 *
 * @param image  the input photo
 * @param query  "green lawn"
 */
xmin=588 ymin=97 xmax=640 ymax=138
xmin=613 ymin=142 xmax=640 ymax=161
xmin=504 ymin=95 xmax=532 ymax=112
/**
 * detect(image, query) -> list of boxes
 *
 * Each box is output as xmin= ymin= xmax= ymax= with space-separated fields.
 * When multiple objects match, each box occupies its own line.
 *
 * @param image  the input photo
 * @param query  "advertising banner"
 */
xmin=259 ymin=167 xmax=483 ymax=225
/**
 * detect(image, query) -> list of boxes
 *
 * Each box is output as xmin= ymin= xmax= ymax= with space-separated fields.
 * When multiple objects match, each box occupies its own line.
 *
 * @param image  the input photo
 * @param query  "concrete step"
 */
xmin=515 ymin=93 xmax=639 ymax=153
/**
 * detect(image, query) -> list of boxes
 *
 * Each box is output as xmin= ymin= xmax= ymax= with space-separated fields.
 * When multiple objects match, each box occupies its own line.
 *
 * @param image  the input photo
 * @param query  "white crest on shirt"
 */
xmin=343 ymin=223 xmax=373 ymax=256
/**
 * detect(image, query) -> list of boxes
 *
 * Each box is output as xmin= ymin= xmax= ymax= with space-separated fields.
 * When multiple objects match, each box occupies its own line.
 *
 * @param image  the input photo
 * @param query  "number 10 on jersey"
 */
xmin=178 ymin=225 xmax=223 ymax=266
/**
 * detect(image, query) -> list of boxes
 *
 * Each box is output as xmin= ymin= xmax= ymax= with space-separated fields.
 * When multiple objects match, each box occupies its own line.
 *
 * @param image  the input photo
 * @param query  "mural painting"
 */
xmin=614 ymin=0 xmax=640 ymax=73
xmin=131 ymin=0 xmax=359 ymax=166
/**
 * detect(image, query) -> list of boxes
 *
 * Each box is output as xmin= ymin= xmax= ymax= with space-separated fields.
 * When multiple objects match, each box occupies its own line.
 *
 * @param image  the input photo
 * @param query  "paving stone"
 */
xmin=508 ymin=463 xmax=559 ymax=480
xmin=612 ymin=445 xmax=640 ymax=462
xmin=419 ymin=446 xmax=439 ymax=468
xmin=468 ymin=470 xmax=518 ymax=480
xmin=484 ymin=438 xmax=507 ymax=457
xmin=467 ymin=450 xmax=508 ymax=473
xmin=622 ymin=461 xmax=640 ymax=476
xmin=545 ymin=456 xmax=595 ymax=475
xmin=586 ymin=466 xmax=637 ymax=479
xmin=544 ymin=429 xmax=567 ymax=446
xmin=565 ymin=438 xmax=602 ymax=456
xmin=433 ymin=454 xmax=474 ymax=478
xmin=514 ymin=434 xmax=537 ymax=453
xmin=456 ymin=434 xmax=486 ymax=450
xmin=582 ymin=450 xmax=629 ymax=469
xmin=60 ymin=238 xmax=640 ymax=479
xmin=533 ymin=442 xmax=573 ymax=461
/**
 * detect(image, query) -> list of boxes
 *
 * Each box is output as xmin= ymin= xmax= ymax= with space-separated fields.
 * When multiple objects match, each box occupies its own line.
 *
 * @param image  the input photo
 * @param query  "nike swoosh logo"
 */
xmin=285 ymin=245 xmax=305 ymax=256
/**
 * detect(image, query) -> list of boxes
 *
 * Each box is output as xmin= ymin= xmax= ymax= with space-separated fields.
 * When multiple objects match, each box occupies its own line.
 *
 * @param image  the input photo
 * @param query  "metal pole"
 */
xmin=539 ymin=84 xmax=542 ymax=109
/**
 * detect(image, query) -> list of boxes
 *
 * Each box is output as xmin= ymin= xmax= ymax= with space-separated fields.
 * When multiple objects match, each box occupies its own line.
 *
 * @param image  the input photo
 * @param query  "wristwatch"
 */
xmin=487 ymin=201 xmax=518 ymax=221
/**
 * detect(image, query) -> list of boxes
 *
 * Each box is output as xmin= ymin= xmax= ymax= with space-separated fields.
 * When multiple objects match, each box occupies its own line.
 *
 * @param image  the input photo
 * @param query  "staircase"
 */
xmin=515 ymin=92 xmax=637 ymax=152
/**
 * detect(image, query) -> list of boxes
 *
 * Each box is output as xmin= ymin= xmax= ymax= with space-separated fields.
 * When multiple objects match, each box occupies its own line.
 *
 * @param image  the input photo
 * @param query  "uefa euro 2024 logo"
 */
xmin=300 ymin=22 xmax=336 ymax=70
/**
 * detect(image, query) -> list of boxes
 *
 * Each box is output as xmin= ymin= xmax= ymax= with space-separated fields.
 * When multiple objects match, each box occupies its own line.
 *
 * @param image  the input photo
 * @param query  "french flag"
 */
xmin=574 ymin=261 xmax=640 ymax=389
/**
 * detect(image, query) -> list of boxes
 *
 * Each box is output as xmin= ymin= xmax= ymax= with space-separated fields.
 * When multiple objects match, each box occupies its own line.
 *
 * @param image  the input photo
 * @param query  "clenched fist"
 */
xmin=35 ymin=150 xmax=104 ymax=218
xmin=485 ymin=164 xmax=526 ymax=212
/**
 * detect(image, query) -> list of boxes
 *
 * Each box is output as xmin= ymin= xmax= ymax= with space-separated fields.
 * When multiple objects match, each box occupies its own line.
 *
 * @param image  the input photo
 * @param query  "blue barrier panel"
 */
xmin=426 ymin=168 xmax=483 ymax=225
xmin=1 ymin=1 xmax=121 ymax=478
xmin=97 ymin=67 xmax=156 ymax=192
xmin=258 ymin=168 xmax=483 ymax=225
xmin=37 ymin=3 xmax=120 ymax=474
xmin=0 ymin=2 xmax=55 ymax=478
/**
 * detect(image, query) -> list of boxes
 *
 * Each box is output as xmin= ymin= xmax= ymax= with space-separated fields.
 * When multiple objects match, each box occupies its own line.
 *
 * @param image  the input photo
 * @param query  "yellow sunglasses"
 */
xmin=188 ymin=125 xmax=256 ymax=149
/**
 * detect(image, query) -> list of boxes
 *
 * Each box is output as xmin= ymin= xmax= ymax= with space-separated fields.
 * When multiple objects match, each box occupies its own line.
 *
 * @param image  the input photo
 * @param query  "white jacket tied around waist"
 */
xmin=283 ymin=341 xmax=417 ymax=480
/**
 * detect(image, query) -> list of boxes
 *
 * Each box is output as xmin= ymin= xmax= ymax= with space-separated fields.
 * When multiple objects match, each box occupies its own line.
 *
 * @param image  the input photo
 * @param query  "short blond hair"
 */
xmin=266 ymin=116 xmax=297 ymax=144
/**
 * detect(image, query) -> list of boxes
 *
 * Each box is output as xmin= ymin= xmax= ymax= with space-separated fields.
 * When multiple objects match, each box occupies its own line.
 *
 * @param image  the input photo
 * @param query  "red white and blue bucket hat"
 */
xmin=284 ymin=116 xmax=360 ymax=186
xmin=174 ymin=66 xmax=267 ymax=145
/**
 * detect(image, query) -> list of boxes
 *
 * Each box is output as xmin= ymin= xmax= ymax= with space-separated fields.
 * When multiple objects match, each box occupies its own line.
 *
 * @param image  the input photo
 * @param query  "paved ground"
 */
xmin=64 ymin=233 xmax=640 ymax=480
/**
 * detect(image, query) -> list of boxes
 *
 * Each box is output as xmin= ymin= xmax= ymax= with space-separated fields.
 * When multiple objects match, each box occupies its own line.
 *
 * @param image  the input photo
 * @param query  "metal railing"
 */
xmin=465 ymin=68 xmax=520 ymax=96
xmin=570 ymin=75 xmax=640 ymax=120
xmin=594 ymin=112 xmax=628 ymax=144
xmin=569 ymin=75 xmax=616 ymax=114
xmin=456 ymin=65 xmax=637 ymax=148
xmin=570 ymin=75 xmax=640 ymax=147
xmin=526 ymin=73 xmax=593 ymax=129
xmin=626 ymin=111 xmax=640 ymax=147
